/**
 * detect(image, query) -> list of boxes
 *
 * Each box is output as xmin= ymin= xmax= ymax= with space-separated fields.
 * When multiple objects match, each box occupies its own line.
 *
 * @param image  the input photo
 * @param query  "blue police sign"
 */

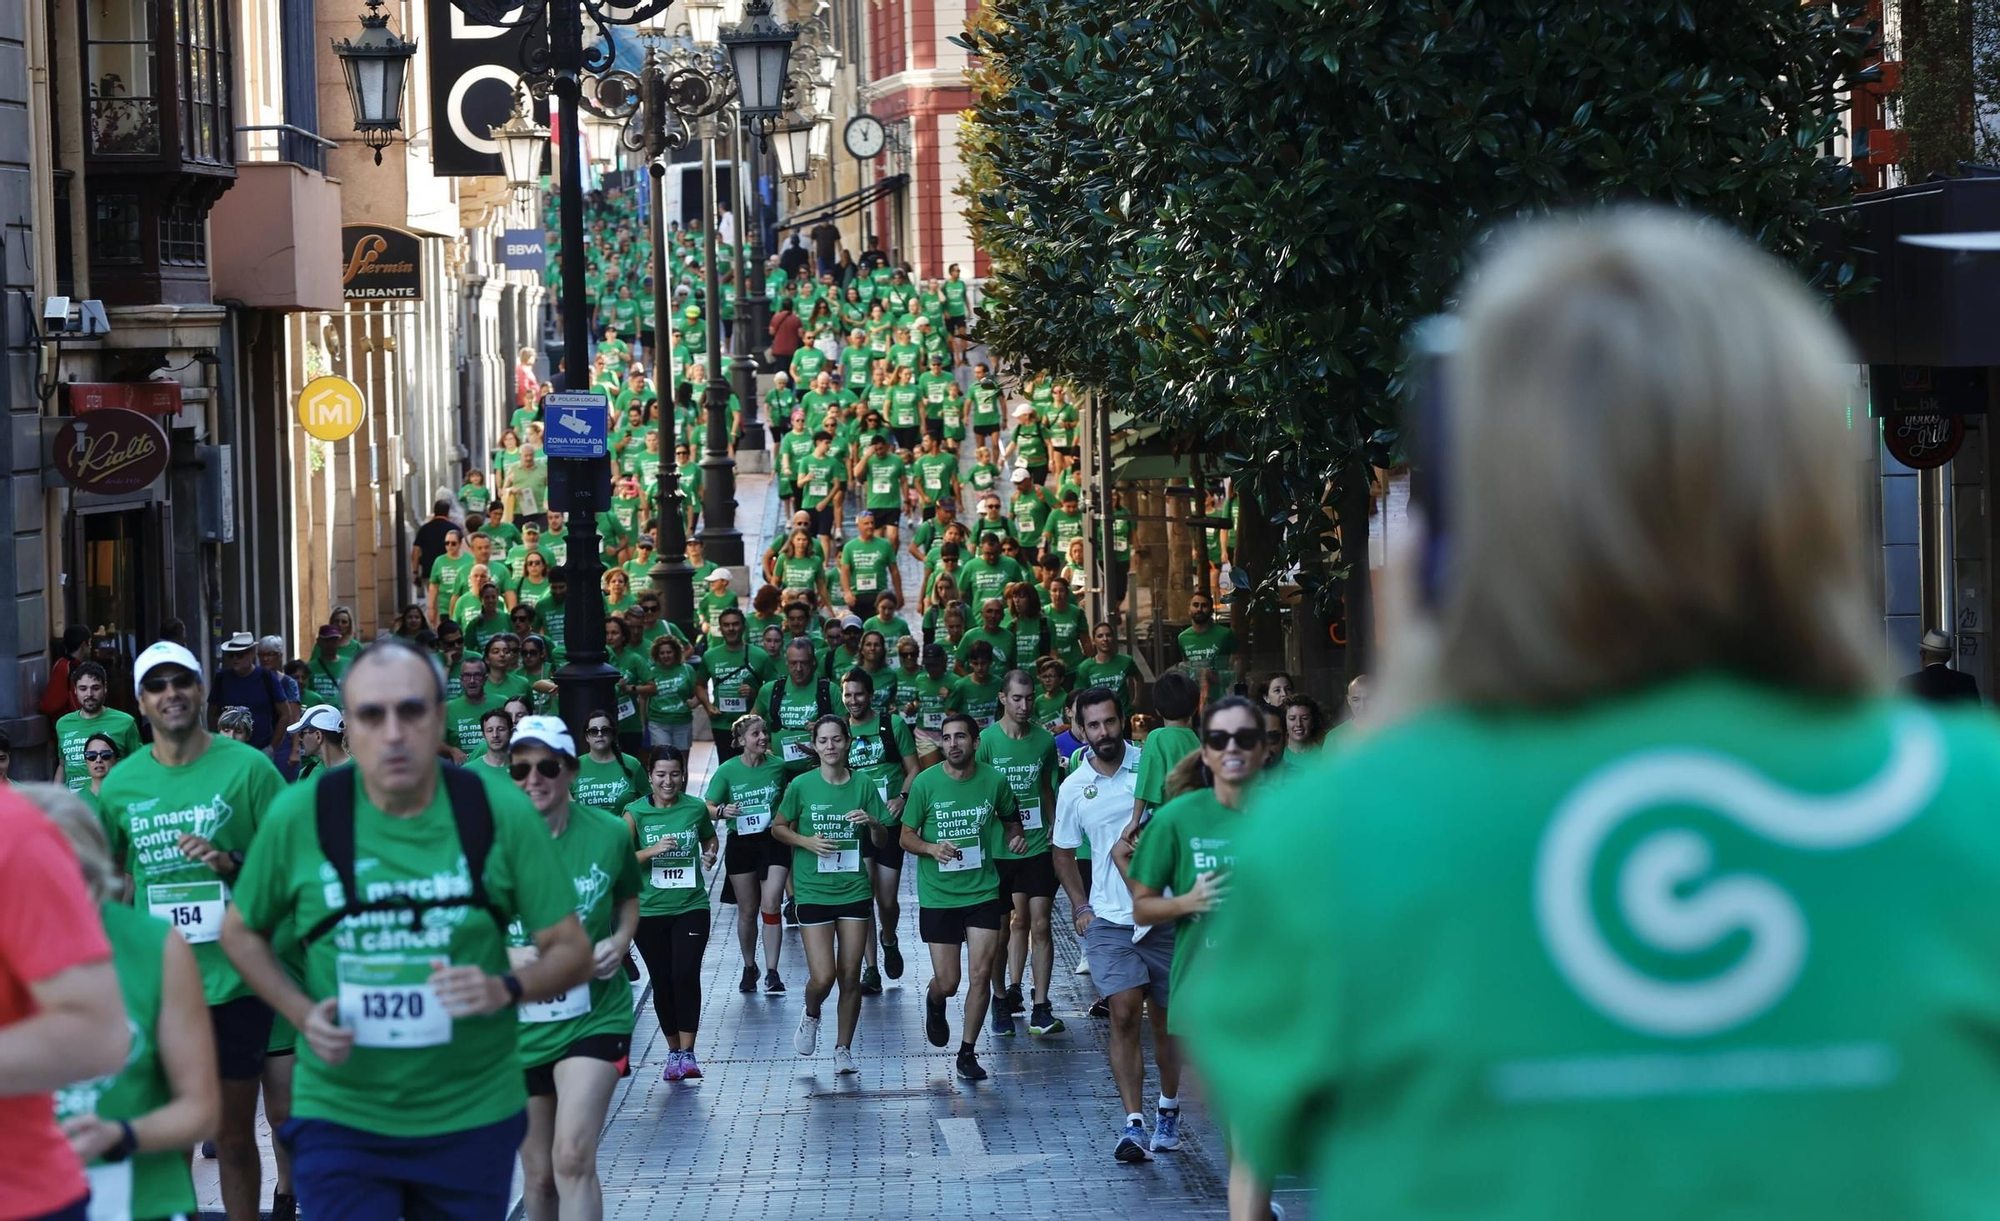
xmin=541 ymin=392 xmax=609 ymax=458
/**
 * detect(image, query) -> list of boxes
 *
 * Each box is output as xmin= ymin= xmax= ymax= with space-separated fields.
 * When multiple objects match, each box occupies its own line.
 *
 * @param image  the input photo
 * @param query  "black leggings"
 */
xmin=634 ymin=910 xmax=710 ymax=1035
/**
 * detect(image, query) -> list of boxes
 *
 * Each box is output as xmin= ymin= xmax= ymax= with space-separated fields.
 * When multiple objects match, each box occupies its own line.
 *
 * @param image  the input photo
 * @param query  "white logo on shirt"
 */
xmin=1534 ymin=713 xmax=1942 ymax=1038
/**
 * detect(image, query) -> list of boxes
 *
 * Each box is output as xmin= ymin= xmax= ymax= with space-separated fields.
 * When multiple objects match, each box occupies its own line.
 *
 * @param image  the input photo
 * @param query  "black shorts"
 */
xmin=1053 ymin=445 xmax=1078 ymax=458
xmin=922 ymin=417 xmax=944 ymax=441
xmin=1026 ymin=464 xmax=1048 ymax=486
xmin=723 ymin=828 xmax=790 ymax=883
xmin=796 ymin=898 xmax=873 ymax=926
xmin=893 ymin=425 xmax=920 ymax=450
xmin=210 ymin=995 xmax=276 ymax=1082
xmin=919 ymin=897 xmax=1007 ymax=944
xmin=860 ymin=824 xmax=904 ymax=872
xmin=996 ymin=852 xmax=1058 ymax=901
xmin=974 ymin=425 xmax=999 ymax=440
xmin=868 ymin=506 xmax=902 ymax=530
xmin=524 ymin=1033 xmax=631 ymax=1097
xmin=806 ymin=505 xmax=835 ymax=537
xmin=945 ymin=315 xmax=966 ymax=335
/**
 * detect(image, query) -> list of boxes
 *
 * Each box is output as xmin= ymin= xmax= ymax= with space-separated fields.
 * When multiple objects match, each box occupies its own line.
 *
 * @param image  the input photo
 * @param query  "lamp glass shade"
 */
xmin=332 ymin=3 xmax=417 ymax=136
xmin=774 ymin=122 xmax=812 ymax=178
xmin=812 ymin=80 xmax=832 ymax=116
xmin=687 ymin=0 xmax=722 ymax=46
xmin=723 ymin=13 xmax=796 ymax=117
xmin=809 ymin=115 xmax=830 ymax=159
xmin=720 ymin=0 xmax=745 ymax=24
xmin=494 ymin=119 xmax=549 ymax=189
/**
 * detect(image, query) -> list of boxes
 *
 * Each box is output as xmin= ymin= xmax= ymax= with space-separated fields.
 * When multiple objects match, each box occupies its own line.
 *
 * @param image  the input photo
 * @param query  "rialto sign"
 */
xmin=54 ymin=409 xmax=170 ymax=495
xmin=340 ymin=224 xmax=425 ymax=301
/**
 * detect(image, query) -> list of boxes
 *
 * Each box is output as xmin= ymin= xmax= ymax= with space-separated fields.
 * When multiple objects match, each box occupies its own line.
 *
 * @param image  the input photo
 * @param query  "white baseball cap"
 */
xmin=1011 ymin=465 xmax=1034 ymax=482
xmin=1012 ymin=403 xmax=1034 ymax=418
xmin=288 ymin=705 xmax=344 ymax=736
xmin=707 ymin=568 xmax=733 ymax=584
xmin=509 ymin=714 xmax=576 ymax=758
xmin=133 ymin=641 xmax=204 ymax=692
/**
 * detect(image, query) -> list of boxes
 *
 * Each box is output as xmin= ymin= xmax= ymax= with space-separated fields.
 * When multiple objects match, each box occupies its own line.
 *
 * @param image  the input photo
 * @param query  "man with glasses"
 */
xmin=427 ymin=530 xmax=472 ymax=624
xmin=222 ymin=638 xmax=591 ymax=1221
xmin=436 ymin=621 xmax=468 ymax=699
xmin=703 ymin=608 xmax=774 ymax=764
xmin=100 ymin=641 xmax=288 ymax=1221
xmin=55 ymin=660 xmax=141 ymax=789
xmin=445 ymin=657 xmax=506 ymax=765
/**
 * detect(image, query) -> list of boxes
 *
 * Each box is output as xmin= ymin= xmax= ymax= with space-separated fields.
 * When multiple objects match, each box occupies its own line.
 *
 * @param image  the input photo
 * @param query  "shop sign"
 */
xmin=298 ymin=375 xmax=368 ymax=442
xmin=341 ymin=224 xmax=425 ymax=300
xmin=497 ymin=229 xmax=545 ymax=271
xmin=67 ymin=382 xmax=183 ymax=416
xmin=54 ymin=409 xmax=170 ymax=495
xmin=1884 ymin=413 xmax=1965 ymax=470
xmin=1872 ymin=365 xmax=1989 ymax=416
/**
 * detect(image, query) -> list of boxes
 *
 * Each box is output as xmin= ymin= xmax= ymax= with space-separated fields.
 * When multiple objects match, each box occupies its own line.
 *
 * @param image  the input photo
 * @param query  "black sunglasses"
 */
xmin=1203 ymin=729 xmax=1269 ymax=752
xmin=82 ymin=749 xmax=117 ymax=762
xmin=140 ymin=672 xmax=199 ymax=694
xmin=510 ymin=759 xmax=565 ymax=780
xmin=586 ymin=723 xmax=614 ymax=735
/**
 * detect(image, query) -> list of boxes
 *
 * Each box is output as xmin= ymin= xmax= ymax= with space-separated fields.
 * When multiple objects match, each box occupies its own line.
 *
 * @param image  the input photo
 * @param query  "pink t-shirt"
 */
xmin=0 ymin=795 xmax=111 ymax=1219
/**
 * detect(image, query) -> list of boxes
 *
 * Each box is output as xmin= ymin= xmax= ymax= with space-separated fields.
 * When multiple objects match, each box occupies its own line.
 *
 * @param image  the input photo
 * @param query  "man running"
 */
xmin=54 ymin=660 xmax=141 ymax=789
xmin=977 ymin=671 xmax=1062 ymax=1038
xmin=755 ymin=638 xmax=840 ymax=775
xmin=899 ymin=712 xmax=1027 ymax=1081
xmin=701 ymin=608 xmax=775 ymax=765
xmin=221 ymin=638 xmax=592 ymax=1221
xmin=1053 ymin=686 xmax=1182 ymax=1162
xmin=99 ymin=641 xmax=288 ymax=1221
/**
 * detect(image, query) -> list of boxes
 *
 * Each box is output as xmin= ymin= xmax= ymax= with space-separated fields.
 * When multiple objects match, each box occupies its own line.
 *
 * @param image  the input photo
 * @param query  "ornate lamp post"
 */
xmin=330 ymin=0 xmax=420 ymax=165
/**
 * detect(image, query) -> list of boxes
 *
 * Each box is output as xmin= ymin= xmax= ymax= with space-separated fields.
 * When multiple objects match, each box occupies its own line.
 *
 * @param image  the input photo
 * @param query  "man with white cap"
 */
xmin=221 ymin=637 xmax=590 ymax=1221
xmin=697 ymin=567 xmax=738 ymax=640
xmin=1900 ymin=628 xmax=1981 ymax=704
xmin=99 ymin=639 xmax=288 ymax=1221
xmin=1008 ymin=463 xmax=1057 ymax=545
xmin=289 ymin=705 xmax=348 ymax=781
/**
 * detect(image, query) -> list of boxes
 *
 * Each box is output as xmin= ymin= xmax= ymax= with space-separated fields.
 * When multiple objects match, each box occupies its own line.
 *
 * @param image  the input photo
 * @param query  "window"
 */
xmin=86 ymin=0 xmax=161 ymax=155
xmin=92 ymin=193 xmax=144 ymax=263
xmin=178 ymin=0 xmax=229 ymax=165
xmin=160 ymin=202 xmax=206 ymax=265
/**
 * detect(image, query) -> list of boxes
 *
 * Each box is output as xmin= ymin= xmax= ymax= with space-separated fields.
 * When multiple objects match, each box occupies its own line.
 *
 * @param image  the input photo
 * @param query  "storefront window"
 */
xmin=87 ymin=0 xmax=161 ymax=155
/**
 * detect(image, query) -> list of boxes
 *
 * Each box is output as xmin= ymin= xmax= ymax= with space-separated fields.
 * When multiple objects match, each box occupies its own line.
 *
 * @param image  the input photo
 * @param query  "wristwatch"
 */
xmin=102 ymin=1121 xmax=138 ymax=1164
xmin=501 ymin=973 xmax=525 ymax=1006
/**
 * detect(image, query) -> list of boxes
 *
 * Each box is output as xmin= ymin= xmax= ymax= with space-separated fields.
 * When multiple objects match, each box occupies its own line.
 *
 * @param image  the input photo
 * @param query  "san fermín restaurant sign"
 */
xmin=340 ymin=224 xmax=425 ymax=301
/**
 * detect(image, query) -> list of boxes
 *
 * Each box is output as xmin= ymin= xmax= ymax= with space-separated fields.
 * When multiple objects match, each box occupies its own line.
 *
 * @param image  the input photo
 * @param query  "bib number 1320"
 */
xmin=336 ymin=954 xmax=452 ymax=1049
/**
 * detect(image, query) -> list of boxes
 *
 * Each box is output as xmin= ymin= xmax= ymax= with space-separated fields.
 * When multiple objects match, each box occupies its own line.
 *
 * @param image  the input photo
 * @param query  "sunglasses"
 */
xmin=586 ymin=724 xmax=614 ymax=736
xmin=140 ymin=672 xmax=199 ymax=694
xmin=1203 ymin=728 xmax=1270 ymax=752
xmin=510 ymin=759 xmax=565 ymax=780
xmin=82 ymin=749 xmax=117 ymax=762
xmin=351 ymin=698 xmax=435 ymax=727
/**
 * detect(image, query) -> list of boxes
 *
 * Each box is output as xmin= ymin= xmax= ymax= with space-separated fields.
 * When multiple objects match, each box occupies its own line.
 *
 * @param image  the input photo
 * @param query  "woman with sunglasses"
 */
xmin=505 ymin=717 xmax=642 ymax=1221
xmin=707 ymin=714 xmax=792 ymax=994
xmin=639 ymin=635 xmax=712 ymax=754
xmin=75 ymin=731 xmax=122 ymax=823
xmin=516 ymin=551 xmax=555 ymax=612
xmin=570 ymin=709 xmax=647 ymax=816
xmin=773 ymin=716 xmax=889 ymax=1074
xmin=1126 ymin=695 xmax=1270 ymax=1209
xmin=623 ymin=746 xmax=717 ymax=1082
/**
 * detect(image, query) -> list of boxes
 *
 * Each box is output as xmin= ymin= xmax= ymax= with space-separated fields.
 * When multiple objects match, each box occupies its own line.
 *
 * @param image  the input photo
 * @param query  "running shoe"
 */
xmin=662 ymin=1049 xmax=687 ymax=1082
xmin=795 ymin=1012 xmax=821 ymax=1056
xmin=833 ymin=1046 xmax=859 ymax=1075
xmin=924 ymin=993 xmax=950 ymax=1047
xmin=739 ymin=964 xmax=759 ymax=993
xmin=1115 ymin=1121 xmax=1150 ymax=1163
xmin=956 ymin=1049 xmax=988 ymax=1081
xmin=1073 ymin=955 xmax=1092 ymax=976
xmin=1152 ymin=1107 xmax=1182 ymax=1152
xmin=882 ymin=938 xmax=905 ymax=979
xmin=860 ymin=963 xmax=883 ymax=995
xmin=990 ymin=1004 xmax=1013 ymax=1038
xmin=681 ymin=1051 xmax=703 ymax=1081
xmin=1088 ymin=997 xmax=1111 ymax=1019
xmin=765 ymin=969 xmax=787 ymax=994
xmin=1001 ymin=983 xmax=1025 ymax=1015
xmin=782 ymin=898 xmax=799 ymax=926
xmin=1028 ymin=1003 xmax=1065 ymax=1036
xmin=270 ymin=1194 xmax=297 ymax=1221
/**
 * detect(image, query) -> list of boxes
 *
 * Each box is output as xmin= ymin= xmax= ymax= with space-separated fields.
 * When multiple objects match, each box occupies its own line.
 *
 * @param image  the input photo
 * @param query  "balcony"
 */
xmin=208 ymin=125 xmax=344 ymax=311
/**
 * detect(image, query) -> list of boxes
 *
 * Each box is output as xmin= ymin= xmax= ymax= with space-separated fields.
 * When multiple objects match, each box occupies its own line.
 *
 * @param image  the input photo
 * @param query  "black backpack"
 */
xmin=301 ymin=764 xmax=509 ymax=947
xmin=766 ymin=674 xmax=836 ymax=728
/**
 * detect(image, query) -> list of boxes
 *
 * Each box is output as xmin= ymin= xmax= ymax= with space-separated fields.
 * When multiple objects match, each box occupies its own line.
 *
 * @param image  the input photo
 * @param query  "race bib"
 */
xmin=617 ymin=698 xmax=637 ymax=721
xmin=147 ymin=880 xmax=227 ymax=945
xmin=735 ymin=811 xmax=771 ymax=835
xmin=1019 ymin=805 xmax=1043 ymax=831
xmin=782 ymin=738 xmax=812 ymax=763
xmin=651 ymin=861 xmax=698 ymax=889
xmin=720 ymin=695 xmax=748 ymax=713
xmin=337 ymin=954 xmax=452 ymax=1049
xmin=519 ymin=984 xmax=589 ymax=1024
xmin=818 ymin=844 xmax=861 ymax=873
xmin=940 ymin=841 xmax=984 ymax=872
xmin=921 ymin=712 xmax=944 ymax=730
xmin=856 ymin=571 xmax=879 ymax=591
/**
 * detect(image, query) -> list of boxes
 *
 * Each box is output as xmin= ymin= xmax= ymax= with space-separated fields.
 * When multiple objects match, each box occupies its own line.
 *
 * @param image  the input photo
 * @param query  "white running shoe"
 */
xmin=795 ymin=1012 xmax=821 ymax=1056
xmin=1073 ymin=955 xmax=1092 ymax=976
xmin=833 ymin=1046 xmax=859 ymax=1075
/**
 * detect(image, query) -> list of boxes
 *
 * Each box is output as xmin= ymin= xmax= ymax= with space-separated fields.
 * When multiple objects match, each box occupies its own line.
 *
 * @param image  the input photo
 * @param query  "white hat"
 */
xmin=1921 ymin=628 xmax=1953 ymax=654
xmin=707 ymin=567 xmax=733 ymax=584
xmin=219 ymin=631 xmax=257 ymax=654
xmin=288 ymin=705 xmax=344 ymax=736
xmin=1012 ymin=403 xmax=1034 ymax=418
xmin=1011 ymin=465 xmax=1034 ymax=482
xmin=133 ymin=641 xmax=203 ymax=692
xmin=510 ymin=714 xmax=576 ymax=758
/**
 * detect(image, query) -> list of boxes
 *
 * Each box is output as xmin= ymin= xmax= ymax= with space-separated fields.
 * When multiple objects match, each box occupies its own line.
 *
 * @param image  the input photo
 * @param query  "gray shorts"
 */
xmin=1082 ymin=919 xmax=1175 ymax=1008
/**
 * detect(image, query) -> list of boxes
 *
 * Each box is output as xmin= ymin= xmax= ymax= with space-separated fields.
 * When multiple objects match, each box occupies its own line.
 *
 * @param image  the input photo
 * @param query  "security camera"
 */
xmin=41 ymin=297 xmax=70 ymax=334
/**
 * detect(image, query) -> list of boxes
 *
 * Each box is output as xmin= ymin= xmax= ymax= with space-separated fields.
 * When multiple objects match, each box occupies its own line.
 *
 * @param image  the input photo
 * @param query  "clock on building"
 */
xmin=845 ymin=115 xmax=887 ymax=160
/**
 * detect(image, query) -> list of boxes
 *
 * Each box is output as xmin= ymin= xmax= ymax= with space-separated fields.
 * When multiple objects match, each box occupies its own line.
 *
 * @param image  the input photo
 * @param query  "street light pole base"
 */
xmin=734 ymin=445 xmax=772 ymax=474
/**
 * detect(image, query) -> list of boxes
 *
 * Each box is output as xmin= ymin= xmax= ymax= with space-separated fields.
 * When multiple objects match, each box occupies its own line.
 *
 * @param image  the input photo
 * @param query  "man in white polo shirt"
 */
xmin=1052 ymin=684 xmax=1183 ymax=1165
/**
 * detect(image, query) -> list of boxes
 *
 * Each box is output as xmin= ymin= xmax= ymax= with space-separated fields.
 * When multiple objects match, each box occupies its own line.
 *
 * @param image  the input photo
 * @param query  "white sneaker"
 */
xmin=795 ymin=1012 xmax=821 ymax=1056
xmin=833 ymin=1046 xmax=858 ymax=1074
xmin=1073 ymin=955 xmax=1092 ymax=976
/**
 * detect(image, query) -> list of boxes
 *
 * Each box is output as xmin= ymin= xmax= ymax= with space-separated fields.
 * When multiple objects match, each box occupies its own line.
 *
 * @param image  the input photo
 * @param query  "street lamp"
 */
xmin=809 ymin=112 xmax=830 ymax=162
xmin=330 ymin=0 xmax=419 ymax=165
xmin=491 ymin=90 xmax=550 ymax=200
xmin=772 ymin=116 xmax=814 ymax=180
xmin=721 ymin=0 xmax=798 ymax=124
xmin=686 ymin=0 xmax=723 ymax=47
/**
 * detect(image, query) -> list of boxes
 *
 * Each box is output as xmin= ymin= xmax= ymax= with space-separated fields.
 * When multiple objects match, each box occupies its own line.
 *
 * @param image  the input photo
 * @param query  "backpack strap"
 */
xmin=439 ymin=766 xmax=506 ymax=932
xmin=817 ymin=679 xmax=835 ymax=719
xmin=305 ymin=767 xmax=362 ymax=946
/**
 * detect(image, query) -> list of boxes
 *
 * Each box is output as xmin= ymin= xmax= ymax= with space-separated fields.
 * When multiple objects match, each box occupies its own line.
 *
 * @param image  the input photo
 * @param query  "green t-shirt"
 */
xmin=968 ymin=463 xmax=1000 ymax=493
xmin=702 ymin=643 xmax=775 ymax=718
xmin=1046 ymin=605 xmax=1089 ymax=666
xmin=628 ymin=795 xmax=716 ymax=917
xmin=846 ymin=714 xmax=916 ymax=807
xmin=707 ymin=753 xmax=788 ymax=839
xmin=900 ymin=763 xmax=1017 ymax=909
xmin=775 ymin=552 xmax=825 ymax=592
xmin=863 ymin=615 xmax=913 ymax=645
xmin=304 ymin=654 xmax=351 ymax=710
xmin=913 ymin=453 xmax=957 ymax=505
xmin=949 ymin=671 xmax=1007 ymax=729
xmin=1179 ymin=622 xmax=1239 ymax=692
xmin=645 ymin=661 xmax=704 ymax=726
xmin=969 ymin=382 xmax=1003 ymax=428
xmin=975 ymin=722 xmax=1059 ymax=858
xmin=1126 ymin=786 xmax=1240 ymax=1034
xmin=1134 ymin=724 xmax=1201 ymax=810
xmin=776 ymin=769 xmax=886 ymax=906
xmin=1012 ymin=486 xmax=1054 ymax=540
xmin=857 ymin=454 xmax=908 ymax=510
xmin=842 ymin=536 xmax=898 ymax=598
xmin=572 ymin=752 xmax=646 ymax=813
xmin=506 ymin=804 xmax=642 ymax=1065
xmin=799 ymin=452 xmax=842 ymax=502
xmin=958 ymin=554 xmax=1025 ymax=604
xmin=905 ymin=671 xmax=961 ymax=733
xmin=99 ymin=737 xmax=286 ymax=1005
xmin=756 ymin=674 xmax=836 ymax=772
xmin=958 ymin=626 xmax=1019 ymax=674
xmin=444 ymin=692 xmax=508 ymax=758
xmin=55 ymin=707 xmax=143 ymax=790
xmin=887 ymin=383 xmax=922 ymax=428
xmin=1043 ymin=507 xmax=1086 ymax=555
xmin=232 ymin=765 xmax=577 ymax=1137
xmin=1076 ymin=653 xmax=1138 ymax=706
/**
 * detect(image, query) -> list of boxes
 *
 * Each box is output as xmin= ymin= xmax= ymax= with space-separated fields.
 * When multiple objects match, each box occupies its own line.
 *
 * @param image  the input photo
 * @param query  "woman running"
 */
xmin=507 ymin=717 xmax=642 ymax=1221
xmin=706 ymin=714 xmax=792 ymax=994
xmin=773 ymin=715 xmax=890 ymax=1074
xmin=624 ymin=745 xmax=718 ymax=1081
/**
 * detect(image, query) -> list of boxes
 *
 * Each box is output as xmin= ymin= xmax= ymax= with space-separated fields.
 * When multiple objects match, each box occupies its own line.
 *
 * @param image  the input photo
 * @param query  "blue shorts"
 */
xmin=282 ymin=1110 xmax=528 ymax=1221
